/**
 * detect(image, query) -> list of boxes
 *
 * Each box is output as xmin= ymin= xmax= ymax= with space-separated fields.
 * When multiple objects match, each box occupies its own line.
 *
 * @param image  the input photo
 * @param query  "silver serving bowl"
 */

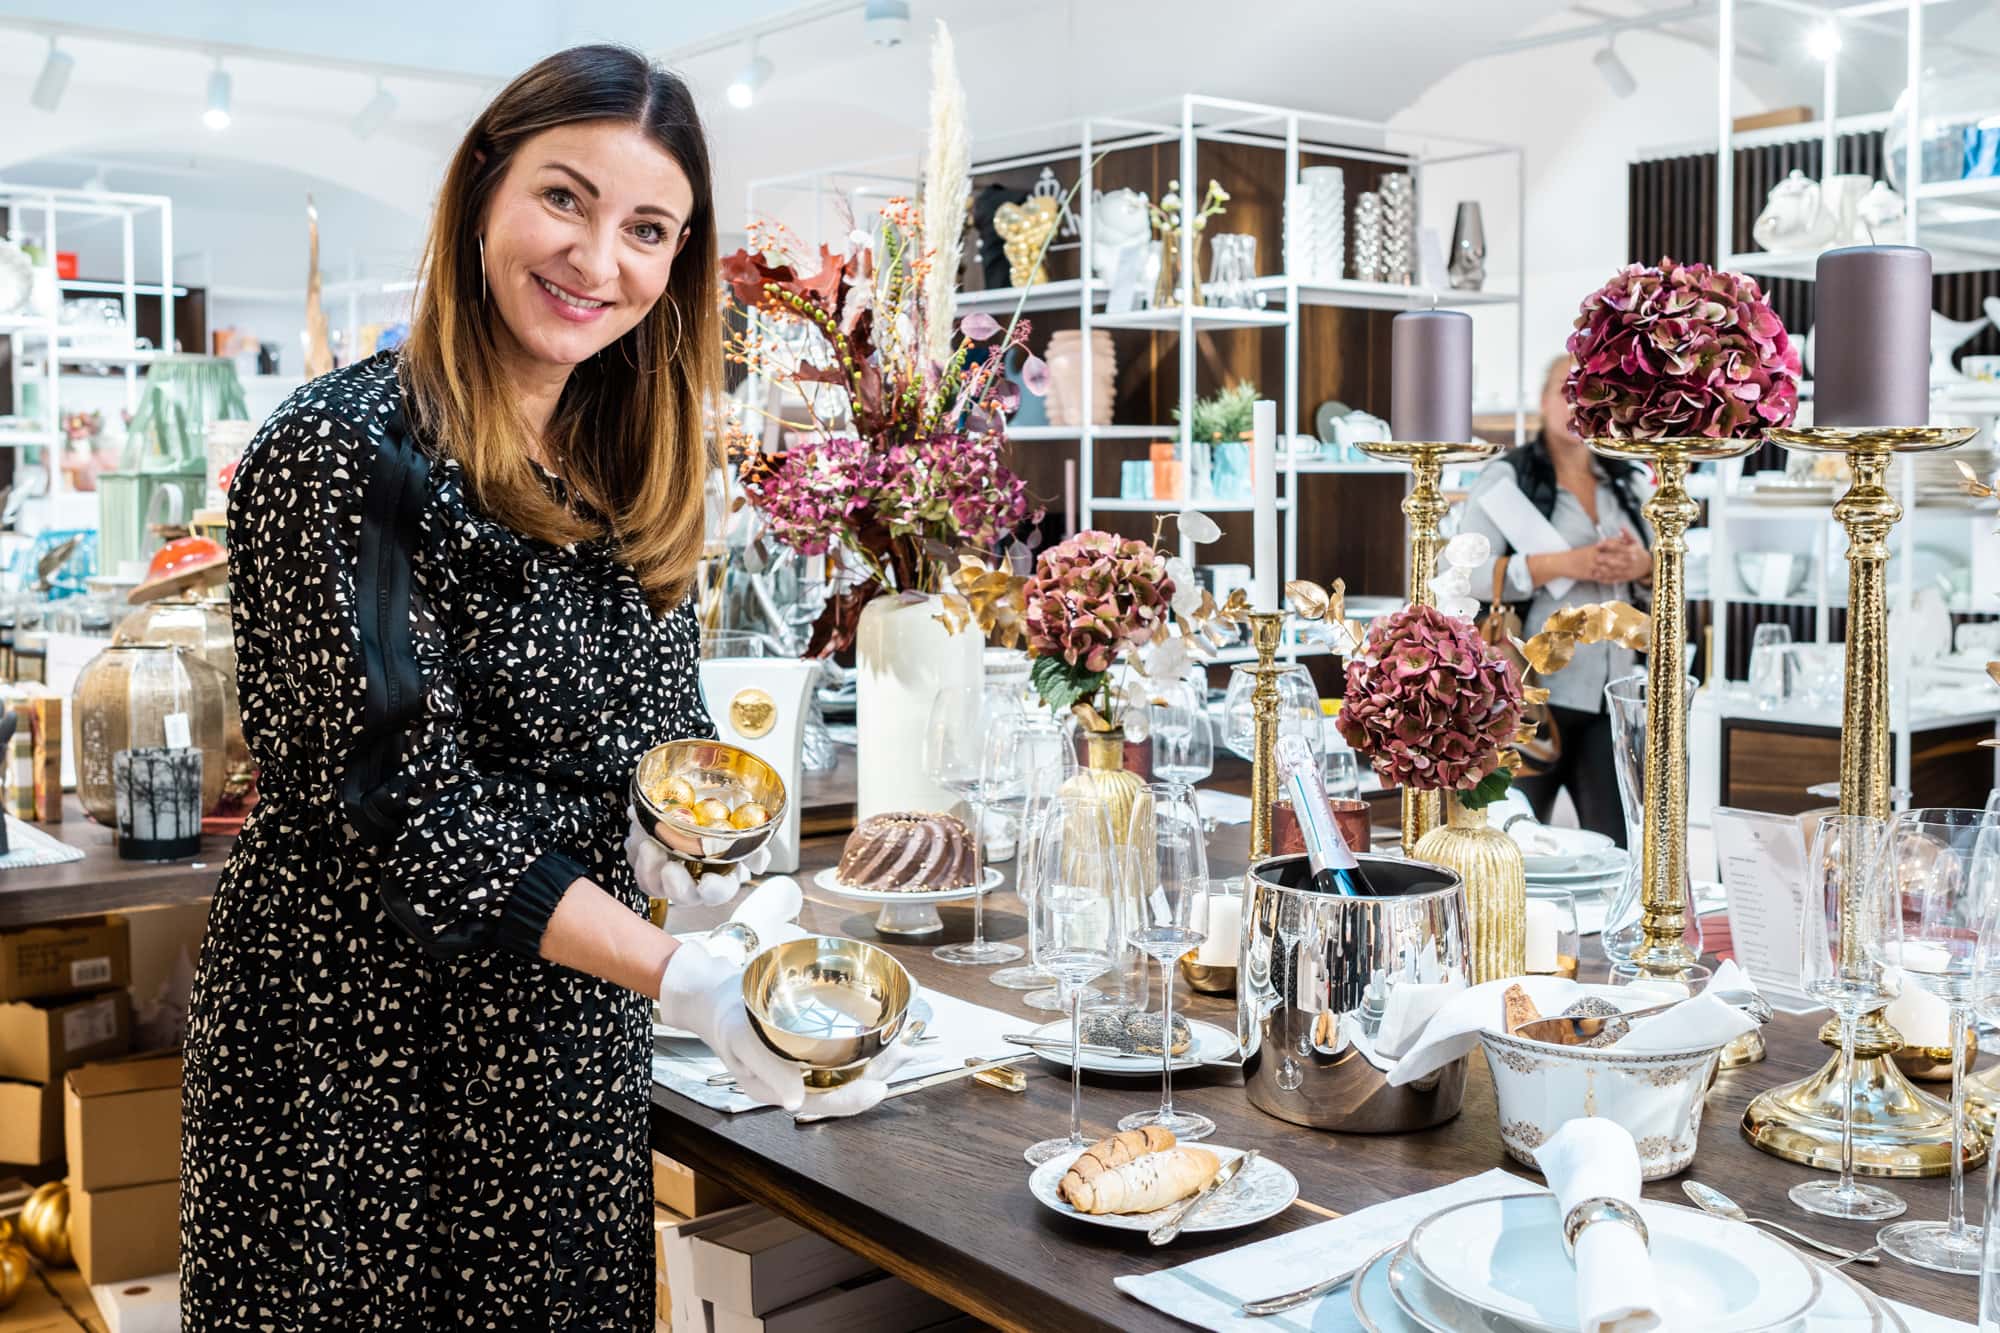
xmin=631 ymin=738 xmax=787 ymax=873
xmin=742 ymin=936 xmax=914 ymax=1089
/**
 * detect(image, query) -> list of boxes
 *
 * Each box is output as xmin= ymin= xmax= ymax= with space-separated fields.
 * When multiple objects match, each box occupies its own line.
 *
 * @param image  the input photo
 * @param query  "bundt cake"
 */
xmin=836 ymin=812 xmax=977 ymax=891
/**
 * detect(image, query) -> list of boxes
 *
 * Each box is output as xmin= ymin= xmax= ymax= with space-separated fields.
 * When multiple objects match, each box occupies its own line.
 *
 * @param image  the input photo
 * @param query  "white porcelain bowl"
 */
xmin=1478 ymin=1028 xmax=1725 ymax=1179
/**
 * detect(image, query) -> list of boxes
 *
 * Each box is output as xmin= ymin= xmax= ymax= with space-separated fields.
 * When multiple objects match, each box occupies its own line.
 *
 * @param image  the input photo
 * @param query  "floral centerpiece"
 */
xmin=1564 ymin=257 xmax=1801 ymax=439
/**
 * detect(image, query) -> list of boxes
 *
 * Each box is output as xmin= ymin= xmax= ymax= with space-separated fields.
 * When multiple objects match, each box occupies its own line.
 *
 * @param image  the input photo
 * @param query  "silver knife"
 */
xmin=792 ymin=1053 xmax=1031 ymax=1125
xmin=1148 ymin=1149 xmax=1259 ymax=1246
xmin=1238 ymin=1254 xmax=1371 ymax=1317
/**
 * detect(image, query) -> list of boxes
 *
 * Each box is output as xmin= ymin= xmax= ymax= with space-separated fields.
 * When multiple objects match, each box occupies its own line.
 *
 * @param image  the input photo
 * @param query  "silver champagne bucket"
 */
xmin=1240 ymin=853 xmax=1470 ymax=1132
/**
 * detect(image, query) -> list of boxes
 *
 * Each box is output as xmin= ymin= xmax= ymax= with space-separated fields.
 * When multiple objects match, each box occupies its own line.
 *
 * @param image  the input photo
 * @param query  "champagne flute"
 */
xmin=1117 ymin=782 xmax=1214 ymax=1140
xmin=988 ymin=715 xmax=1077 ymax=991
xmin=924 ymin=684 xmax=1024 ymax=965
xmin=1150 ymin=679 xmax=1213 ymax=787
xmin=1791 ymin=814 xmax=1906 ymax=1221
xmin=1024 ymin=794 xmax=1123 ymax=1166
xmin=1866 ymin=807 xmax=2000 ymax=1273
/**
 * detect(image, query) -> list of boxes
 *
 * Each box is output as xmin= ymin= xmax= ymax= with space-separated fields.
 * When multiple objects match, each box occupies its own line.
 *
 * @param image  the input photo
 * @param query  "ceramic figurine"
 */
xmin=1091 ymin=188 xmax=1151 ymax=279
xmin=1751 ymin=170 xmax=1833 ymax=252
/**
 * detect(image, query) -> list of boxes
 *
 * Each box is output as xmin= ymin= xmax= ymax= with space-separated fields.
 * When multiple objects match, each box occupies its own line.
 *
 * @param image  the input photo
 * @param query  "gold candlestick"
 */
xmin=1246 ymin=610 xmax=1285 ymax=862
xmin=1587 ymin=435 xmax=1758 ymax=976
xmin=1354 ymin=439 xmax=1499 ymax=853
xmin=1742 ymin=423 xmax=1978 ymax=1176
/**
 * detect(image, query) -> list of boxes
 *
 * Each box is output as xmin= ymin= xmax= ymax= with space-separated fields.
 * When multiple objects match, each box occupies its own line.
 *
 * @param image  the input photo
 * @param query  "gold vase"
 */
xmin=1413 ymin=792 xmax=1524 ymax=984
xmin=1063 ymin=727 xmax=1151 ymax=1012
xmin=72 ymin=644 xmax=230 ymax=822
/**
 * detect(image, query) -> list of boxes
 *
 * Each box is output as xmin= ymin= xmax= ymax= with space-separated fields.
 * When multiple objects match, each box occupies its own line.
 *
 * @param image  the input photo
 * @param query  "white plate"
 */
xmin=1352 ymin=1243 xmax=1423 ymax=1333
xmin=1525 ymin=849 xmax=1629 ymax=885
xmin=1406 ymin=1195 xmax=1819 ymax=1333
xmin=1510 ymin=827 xmax=1615 ymax=875
xmin=812 ymin=865 xmax=1003 ymax=903
xmin=1028 ymin=1143 xmax=1297 ymax=1237
xmin=1027 ymin=1016 xmax=1237 ymax=1074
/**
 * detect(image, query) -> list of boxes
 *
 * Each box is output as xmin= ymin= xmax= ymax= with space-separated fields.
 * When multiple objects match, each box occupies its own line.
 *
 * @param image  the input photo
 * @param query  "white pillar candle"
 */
xmin=1895 ymin=941 xmax=1954 ymax=975
xmin=1524 ymin=898 xmax=1559 ymax=973
xmin=1195 ymin=890 xmax=1242 ymax=967
xmin=1886 ymin=973 xmax=1953 ymax=1048
xmin=1251 ymin=398 xmax=1279 ymax=612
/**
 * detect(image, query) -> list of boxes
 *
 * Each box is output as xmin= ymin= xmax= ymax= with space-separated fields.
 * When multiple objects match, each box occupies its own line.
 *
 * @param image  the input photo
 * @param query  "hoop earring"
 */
xmin=664 ymin=299 xmax=685 ymax=364
xmin=477 ymin=235 xmax=487 ymax=302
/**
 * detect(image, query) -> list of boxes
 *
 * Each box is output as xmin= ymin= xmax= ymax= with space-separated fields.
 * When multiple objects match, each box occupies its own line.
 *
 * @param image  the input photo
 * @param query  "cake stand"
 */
xmin=812 ymin=867 xmax=1005 ymax=936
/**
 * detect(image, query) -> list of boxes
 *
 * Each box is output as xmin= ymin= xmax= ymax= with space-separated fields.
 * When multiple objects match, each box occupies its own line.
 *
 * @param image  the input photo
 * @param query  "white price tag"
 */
xmin=62 ymin=995 xmax=118 ymax=1051
xmin=163 ymin=712 xmax=192 ymax=750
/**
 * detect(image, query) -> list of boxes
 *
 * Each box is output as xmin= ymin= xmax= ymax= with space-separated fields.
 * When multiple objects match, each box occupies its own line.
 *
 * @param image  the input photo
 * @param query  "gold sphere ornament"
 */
xmin=0 ymin=1241 xmax=27 ymax=1311
xmin=993 ymin=196 xmax=1058 ymax=288
xmin=19 ymin=1180 xmax=71 ymax=1266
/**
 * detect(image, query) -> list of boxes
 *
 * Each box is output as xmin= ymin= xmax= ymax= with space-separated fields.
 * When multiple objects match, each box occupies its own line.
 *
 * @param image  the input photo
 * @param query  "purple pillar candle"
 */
xmin=1813 ymin=245 xmax=1932 ymax=428
xmin=1390 ymin=310 xmax=1472 ymax=442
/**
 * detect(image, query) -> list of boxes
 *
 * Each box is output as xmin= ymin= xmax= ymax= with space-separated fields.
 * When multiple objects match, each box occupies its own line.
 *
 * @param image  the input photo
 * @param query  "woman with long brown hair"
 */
xmin=181 ymin=47 xmax=894 ymax=1329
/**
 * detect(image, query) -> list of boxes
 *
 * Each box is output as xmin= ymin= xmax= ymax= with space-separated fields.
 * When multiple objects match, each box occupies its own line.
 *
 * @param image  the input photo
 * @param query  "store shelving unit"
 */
xmin=0 ymin=184 xmax=176 ymax=487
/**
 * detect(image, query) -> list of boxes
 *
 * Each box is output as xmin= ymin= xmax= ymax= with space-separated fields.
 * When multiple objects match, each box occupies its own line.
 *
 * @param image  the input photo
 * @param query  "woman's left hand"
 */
xmin=1591 ymin=532 xmax=1652 ymax=584
xmin=626 ymin=810 xmax=770 ymax=906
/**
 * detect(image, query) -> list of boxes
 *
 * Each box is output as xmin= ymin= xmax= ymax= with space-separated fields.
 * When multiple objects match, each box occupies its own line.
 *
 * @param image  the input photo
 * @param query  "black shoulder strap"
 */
xmin=340 ymin=397 xmax=433 ymax=846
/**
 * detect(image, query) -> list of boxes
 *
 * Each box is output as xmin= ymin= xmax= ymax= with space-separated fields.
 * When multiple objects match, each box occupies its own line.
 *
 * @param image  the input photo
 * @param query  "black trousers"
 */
xmin=1513 ymin=703 xmax=1628 ymax=846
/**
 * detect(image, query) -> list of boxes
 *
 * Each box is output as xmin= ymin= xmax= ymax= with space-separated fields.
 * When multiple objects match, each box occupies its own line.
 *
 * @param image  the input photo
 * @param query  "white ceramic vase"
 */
xmin=854 ymin=593 xmax=982 ymax=820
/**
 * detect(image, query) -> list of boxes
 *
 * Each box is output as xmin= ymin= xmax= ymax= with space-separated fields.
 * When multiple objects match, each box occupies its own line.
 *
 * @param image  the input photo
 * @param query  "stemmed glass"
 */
xmin=1150 ymin=679 xmax=1214 ymax=788
xmin=924 ymin=684 xmax=1024 ymax=965
xmin=988 ymin=715 xmax=1077 ymax=992
xmin=1024 ymin=794 xmax=1124 ymax=1166
xmin=1117 ymin=782 xmax=1214 ymax=1141
xmin=1791 ymin=814 xmax=1907 ymax=1221
xmin=1865 ymin=807 xmax=2000 ymax=1273
xmin=1221 ymin=663 xmax=1321 ymax=763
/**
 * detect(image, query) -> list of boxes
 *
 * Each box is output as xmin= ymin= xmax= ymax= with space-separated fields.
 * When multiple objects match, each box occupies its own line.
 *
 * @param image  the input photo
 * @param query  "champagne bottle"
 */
xmin=1274 ymin=734 xmax=1373 ymax=896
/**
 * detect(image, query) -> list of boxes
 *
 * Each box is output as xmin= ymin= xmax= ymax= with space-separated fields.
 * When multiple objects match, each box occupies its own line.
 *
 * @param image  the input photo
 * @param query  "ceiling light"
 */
xmin=726 ymin=43 xmax=771 ymax=109
xmin=352 ymin=81 xmax=397 ymax=139
xmin=30 ymin=41 xmax=74 ymax=112
xmin=203 ymin=64 xmax=232 ymax=130
xmin=1592 ymin=42 xmax=1637 ymax=100
xmin=864 ymin=0 xmax=912 ymax=47
xmin=1807 ymin=22 xmax=1842 ymax=62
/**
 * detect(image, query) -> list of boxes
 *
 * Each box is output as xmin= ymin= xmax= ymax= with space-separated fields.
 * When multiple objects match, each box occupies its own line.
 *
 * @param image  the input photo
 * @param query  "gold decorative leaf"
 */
xmin=1523 ymin=684 xmax=1551 ymax=705
xmin=1071 ymin=701 xmax=1112 ymax=733
xmin=1286 ymin=579 xmax=1329 ymax=620
xmin=1519 ymin=601 xmax=1650 ymax=676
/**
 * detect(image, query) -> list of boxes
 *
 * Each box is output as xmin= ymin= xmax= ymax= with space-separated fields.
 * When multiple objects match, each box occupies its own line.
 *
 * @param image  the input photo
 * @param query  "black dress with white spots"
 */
xmin=182 ymin=351 xmax=711 ymax=1331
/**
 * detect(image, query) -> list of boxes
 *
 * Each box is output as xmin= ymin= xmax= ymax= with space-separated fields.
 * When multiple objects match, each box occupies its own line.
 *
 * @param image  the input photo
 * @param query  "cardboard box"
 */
xmin=0 ymin=915 xmax=131 ymax=1002
xmin=0 ymin=1077 xmax=63 ymax=1164
xmin=652 ymin=1148 xmax=740 ymax=1217
xmin=690 ymin=1210 xmax=877 ymax=1317
xmin=709 ymin=1271 xmax=956 ymax=1333
xmin=65 ymin=1051 xmax=182 ymax=1191
xmin=70 ymin=1177 xmax=179 ymax=1287
xmin=0 ymin=990 xmax=131 ymax=1083
xmin=660 ymin=1204 xmax=760 ymax=1333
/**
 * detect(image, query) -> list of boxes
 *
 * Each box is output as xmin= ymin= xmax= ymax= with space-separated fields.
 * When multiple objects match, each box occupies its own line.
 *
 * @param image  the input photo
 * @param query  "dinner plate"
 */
xmin=812 ymin=865 xmax=1003 ymax=903
xmin=1027 ymin=1143 xmax=1297 ymax=1237
xmin=1524 ymin=849 xmax=1629 ymax=885
xmin=1026 ymin=1016 xmax=1237 ymax=1074
xmin=1510 ymin=827 xmax=1615 ymax=875
xmin=1406 ymin=1194 xmax=1820 ymax=1333
xmin=1351 ymin=1243 xmax=1424 ymax=1333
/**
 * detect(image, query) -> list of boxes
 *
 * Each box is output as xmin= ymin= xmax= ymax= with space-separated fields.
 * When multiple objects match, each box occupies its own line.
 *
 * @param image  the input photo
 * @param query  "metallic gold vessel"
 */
xmin=1742 ymin=424 xmax=1979 ymax=1177
xmin=1353 ymin=439 xmax=1499 ymax=853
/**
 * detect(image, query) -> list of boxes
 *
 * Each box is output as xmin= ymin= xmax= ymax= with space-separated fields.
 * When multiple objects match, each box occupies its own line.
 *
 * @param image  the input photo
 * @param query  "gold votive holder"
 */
xmin=1891 ymin=1028 xmax=1979 ymax=1084
xmin=1179 ymin=958 xmax=1236 ymax=996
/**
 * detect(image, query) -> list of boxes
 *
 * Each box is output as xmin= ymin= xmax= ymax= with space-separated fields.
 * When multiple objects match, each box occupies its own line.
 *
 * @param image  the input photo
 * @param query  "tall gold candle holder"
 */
xmin=1245 ymin=610 xmax=1286 ymax=862
xmin=1354 ymin=439 xmax=1500 ymax=854
xmin=1741 ymin=423 xmax=1978 ymax=1176
xmin=1586 ymin=435 xmax=1758 ymax=976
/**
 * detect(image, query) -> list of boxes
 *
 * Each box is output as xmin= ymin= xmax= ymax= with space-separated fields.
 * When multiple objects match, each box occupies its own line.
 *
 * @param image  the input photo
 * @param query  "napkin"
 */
xmin=1534 ymin=1118 xmax=1661 ymax=1333
xmin=1386 ymin=963 xmax=1760 ymax=1087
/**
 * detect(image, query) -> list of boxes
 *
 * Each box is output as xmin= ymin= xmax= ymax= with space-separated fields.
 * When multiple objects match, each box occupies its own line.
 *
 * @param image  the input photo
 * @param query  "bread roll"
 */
xmin=1058 ymin=1148 xmax=1221 ymax=1215
xmin=1501 ymin=983 xmax=1541 ymax=1035
xmin=1060 ymin=1126 xmax=1175 ymax=1200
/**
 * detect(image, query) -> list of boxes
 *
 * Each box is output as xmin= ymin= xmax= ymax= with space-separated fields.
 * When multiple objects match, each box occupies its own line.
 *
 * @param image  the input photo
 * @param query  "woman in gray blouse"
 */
xmin=1456 ymin=357 xmax=1653 ymax=842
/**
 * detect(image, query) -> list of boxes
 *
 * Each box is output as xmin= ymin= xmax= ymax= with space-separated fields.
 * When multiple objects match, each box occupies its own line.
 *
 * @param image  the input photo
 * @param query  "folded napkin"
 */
xmin=1387 ymin=961 xmax=1760 ymax=1088
xmin=1115 ymin=1168 xmax=1533 ymax=1332
xmin=1535 ymin=1118 xmax=1661 ymax=1333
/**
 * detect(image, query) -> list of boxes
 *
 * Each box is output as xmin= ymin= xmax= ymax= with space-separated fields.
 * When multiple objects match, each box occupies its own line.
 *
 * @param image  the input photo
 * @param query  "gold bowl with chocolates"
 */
xmin=632 ymin=739 xmax=787 ymax=874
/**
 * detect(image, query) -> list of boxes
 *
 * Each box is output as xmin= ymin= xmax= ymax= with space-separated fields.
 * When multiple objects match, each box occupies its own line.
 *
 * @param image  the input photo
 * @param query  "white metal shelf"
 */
xmin=955 ymin=278 xmax=1106 ymax=314
xmin=1091 ymin=306 xmax=1292 ymax=332
xmin=1252 ymin=276 xmax=1521 ymax=312
xmin=1090 ymin=497 xmax=1293 ymax=513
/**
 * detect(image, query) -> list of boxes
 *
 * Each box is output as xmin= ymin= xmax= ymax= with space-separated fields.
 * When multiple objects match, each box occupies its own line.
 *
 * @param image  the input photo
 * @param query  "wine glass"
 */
xmin=1321 ymin=733 xmax=1362 ymax=802
xmin=924 ymin=684 xmax=1023 ymax=966
xmin=1117 ymin=782 xmax=1214 ymax=1141
xmin=988 ymin=715 xmax=1077 ymax=992
xmin=1221 ymin=663 xmax=1321 ymax=763
xmin=1865 ymin=807 xmax=2000 ymax=1273
xmin=1150 ymin=679 xmax=1213 ymax=788
xmin=1791 ymin=814 xmax=1907 ymax=1221
xmin=1024 ymin=794 xmax=1124 ymax=1166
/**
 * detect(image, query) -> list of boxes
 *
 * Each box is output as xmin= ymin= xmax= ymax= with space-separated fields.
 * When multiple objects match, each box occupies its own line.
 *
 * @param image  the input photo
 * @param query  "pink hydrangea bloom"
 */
xmin=1023 ymin=530 xmax=1176 ymax=674
xmin=1337 ymin=604 xmax=1526 ymax=792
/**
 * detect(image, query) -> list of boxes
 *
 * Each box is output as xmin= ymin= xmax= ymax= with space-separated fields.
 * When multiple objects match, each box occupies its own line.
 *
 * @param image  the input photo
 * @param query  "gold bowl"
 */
xmin=632 ymin=738 xmax=787 ymax=874
xmin=1891 ymin=1028 xmax=1978 ymax=1083
xmin=742 ymin=936 xmax=914 ymax=1089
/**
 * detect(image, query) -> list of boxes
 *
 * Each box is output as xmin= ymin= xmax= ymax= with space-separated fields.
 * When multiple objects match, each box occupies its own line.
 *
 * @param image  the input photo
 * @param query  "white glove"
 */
xmin=657 ymin=938 xmax=805 ymax=1110
xmin=729 ymin=876 xmax=808 ymax=948
xmin=627 ymin=809 xmax=770 ymax=907
xmin=795 ymin=1037 xmax=921 ymax=1120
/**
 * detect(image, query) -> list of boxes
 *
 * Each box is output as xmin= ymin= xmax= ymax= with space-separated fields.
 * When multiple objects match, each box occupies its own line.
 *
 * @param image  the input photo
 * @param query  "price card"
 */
xmin=163 ymin=712 xmax=192 ymax=750
xmin=1712 ymin=805 xmax=1818 ymax=1012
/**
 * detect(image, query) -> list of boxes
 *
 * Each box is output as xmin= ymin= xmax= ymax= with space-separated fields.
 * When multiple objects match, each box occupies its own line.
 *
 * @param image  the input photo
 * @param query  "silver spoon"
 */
xmin=1680 ymin=1181 xmax=1879 ymax=1264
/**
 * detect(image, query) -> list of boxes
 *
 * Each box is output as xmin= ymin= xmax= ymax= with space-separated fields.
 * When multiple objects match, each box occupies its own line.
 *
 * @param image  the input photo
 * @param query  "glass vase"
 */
xmin=1601 ymin=671 xmax=1703 ymax=965
xmin=1412 ymin=791 xmax=1525 ymax=983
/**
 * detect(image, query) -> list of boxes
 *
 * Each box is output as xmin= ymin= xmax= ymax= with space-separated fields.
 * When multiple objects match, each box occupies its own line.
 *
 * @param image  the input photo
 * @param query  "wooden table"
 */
xmin=0 ymin=798 xmax=229 ymax=928
xmin=651 ymin=823 xmax=1982 ymax=1332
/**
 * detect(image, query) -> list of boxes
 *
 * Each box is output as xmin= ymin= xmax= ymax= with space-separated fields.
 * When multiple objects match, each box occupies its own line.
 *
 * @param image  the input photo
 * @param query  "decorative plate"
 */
xmin=1026 ymin=1016 xmax=1236 ymax=1075
xmin=812 ymin=866 xmax=1002 ymax=904
xmin=1028 ymin=1144 xmax=1297 ymax=1237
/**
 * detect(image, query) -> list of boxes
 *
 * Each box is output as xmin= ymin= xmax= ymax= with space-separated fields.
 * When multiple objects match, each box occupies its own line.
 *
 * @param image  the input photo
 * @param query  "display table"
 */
xmin=0 ymin=798 xmax=229 ymax=928
xmin=652 ymin=822 xmax=1982 ymax=1333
